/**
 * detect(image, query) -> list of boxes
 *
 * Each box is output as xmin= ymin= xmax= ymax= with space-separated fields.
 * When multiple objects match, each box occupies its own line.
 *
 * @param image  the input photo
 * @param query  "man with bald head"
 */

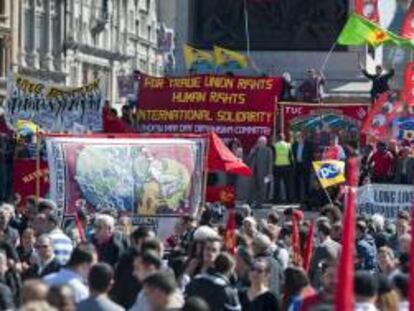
xmin=248 ymin=136 xmax=273 ymax=208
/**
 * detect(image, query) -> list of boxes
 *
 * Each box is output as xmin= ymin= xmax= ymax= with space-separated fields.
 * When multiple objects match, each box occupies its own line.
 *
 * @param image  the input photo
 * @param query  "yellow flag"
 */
xmin=183 ymin=44 xmax=214 ymax=69
xmin=213 ymin=46 xmax=248 ymax=69
xmin=312 ymin=160 xmax=346 ymax=189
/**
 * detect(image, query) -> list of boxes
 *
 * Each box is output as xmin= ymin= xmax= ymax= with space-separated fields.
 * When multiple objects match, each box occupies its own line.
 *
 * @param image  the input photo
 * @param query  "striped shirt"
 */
xmin=48 ymin=228 xmax=73 ymax=265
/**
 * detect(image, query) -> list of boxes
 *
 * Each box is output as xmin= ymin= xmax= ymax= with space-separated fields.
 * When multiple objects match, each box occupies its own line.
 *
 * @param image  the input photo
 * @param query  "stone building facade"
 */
xmin=16 ymin=0 xmax=161 ymax=103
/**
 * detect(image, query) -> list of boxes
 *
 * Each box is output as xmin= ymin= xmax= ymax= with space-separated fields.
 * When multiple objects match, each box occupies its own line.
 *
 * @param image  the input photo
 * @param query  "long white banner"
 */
xmin=357 ymin=184 xmax=413 ymax=218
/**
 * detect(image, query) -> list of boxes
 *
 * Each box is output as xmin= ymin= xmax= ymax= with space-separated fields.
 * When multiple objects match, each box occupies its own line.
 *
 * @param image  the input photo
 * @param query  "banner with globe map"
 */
xmin=45 ymin=136 xmax=206 ymax=217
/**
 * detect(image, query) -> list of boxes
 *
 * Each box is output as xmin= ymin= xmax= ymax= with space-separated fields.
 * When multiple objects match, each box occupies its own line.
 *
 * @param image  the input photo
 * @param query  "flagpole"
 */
xmin=320 ymin=41 xmax=337 ymax=73
xmin=243 ymin=0 xmax=251 ymax=58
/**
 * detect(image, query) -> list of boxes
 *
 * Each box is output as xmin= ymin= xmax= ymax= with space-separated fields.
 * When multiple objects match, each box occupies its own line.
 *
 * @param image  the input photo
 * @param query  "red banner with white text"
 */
xmin=12 ymin=159 xmax=49 ymax=209
xmin=280 ymin=102 xmax=369 ymax=143
xmin=137 ymin=74 xmax=282 ymax=150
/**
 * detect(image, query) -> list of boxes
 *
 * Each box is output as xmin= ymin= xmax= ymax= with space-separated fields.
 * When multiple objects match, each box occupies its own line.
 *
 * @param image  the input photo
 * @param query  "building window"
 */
xmin=135 ymin=20 xmax=139 ymax=37
xmin=147 ymin=25 xmax=151 ymax=41
xmin=0 ymin=1 xmax=5 ymax=16
xmin=146 ymin=0 xmax=150 ymax=10
xmin=0 ymin=38 xmax=5 ymax=76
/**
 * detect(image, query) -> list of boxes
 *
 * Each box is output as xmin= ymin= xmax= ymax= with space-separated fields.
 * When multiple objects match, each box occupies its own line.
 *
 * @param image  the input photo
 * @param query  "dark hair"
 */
xmin=143 ymin=272 xmax=176 ymax=295
xmin=66 ymin=244 xmax=95 ymax=267
xmin=393 ymin=273 xmax=409 ymax=298
xmin=397 ymin=211 xmax=410 ymax=221
xmin=168 ymin=256 xmax=187 ymax=280
xmin=88 ymin=263 xmax=114 ymax=293
xmin=267 ymin=212 xmax=279 ymax=225
xmin=140 ymin=250 xmax=162 ymax=269
xmin=141 ymin=237 xmax=163 ymax=254
xmin=46 ymin=213 xmax=60 ymax=227
xmin=131 ymin=226 xmax=153 ymax=243
xmin=47 ymin=285 xmax=75 ymax=310
xmin=320 ymin=205 xmax=342 ymax=223
xmin=282 ymin=267 xmax=310 ymax=310
xmin=182 ymin=297 xmax=210 ymax=311
xmin=214 ymin=252 xmax=235 ymax=275
xmin=354 ymin=271 xmax=378 ymax=298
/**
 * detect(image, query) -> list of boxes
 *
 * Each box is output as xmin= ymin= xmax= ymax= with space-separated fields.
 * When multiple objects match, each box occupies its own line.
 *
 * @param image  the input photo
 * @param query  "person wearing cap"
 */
xmin=44 ymin=213 xmax=73 ymax=266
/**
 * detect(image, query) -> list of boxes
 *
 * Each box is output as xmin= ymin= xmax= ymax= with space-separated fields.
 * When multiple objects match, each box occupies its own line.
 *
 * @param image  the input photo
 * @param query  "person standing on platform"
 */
xmin=292 ymin=132 xmax=313 ymax=202
xmin=248 ymin=136 xmax=273 ymax=208
xmin=323 ymin=136 xmax=346 ymax=161
xmin=273 ymin=133 xmax=294 ymax=203
xmin=360 ymin=64 xmax=394 ymax=104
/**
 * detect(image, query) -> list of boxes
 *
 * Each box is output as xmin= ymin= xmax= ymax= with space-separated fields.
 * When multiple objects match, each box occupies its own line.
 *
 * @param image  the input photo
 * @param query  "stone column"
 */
xmin=30 ymin=0 xmax=39 ymax=69
xmin=18 ymin=0 xmax=27 ymax=67
xmin=43 ymin=0 xmax=54 ymax=71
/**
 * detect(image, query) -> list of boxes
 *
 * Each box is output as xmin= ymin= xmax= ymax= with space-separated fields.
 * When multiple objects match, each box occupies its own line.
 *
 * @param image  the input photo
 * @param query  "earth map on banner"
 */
xmin=74 ymin=146 xmax=192 ymax=215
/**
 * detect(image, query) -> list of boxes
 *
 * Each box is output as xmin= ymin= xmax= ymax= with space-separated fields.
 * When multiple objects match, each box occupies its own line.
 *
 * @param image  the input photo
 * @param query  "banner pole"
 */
xmin=35 ymin=130 xmax=41 ymax=203
xmin=243 ymin=0 xmax=251 ymax=58
xmin=201 ymin=133 xmax=211 ymax=218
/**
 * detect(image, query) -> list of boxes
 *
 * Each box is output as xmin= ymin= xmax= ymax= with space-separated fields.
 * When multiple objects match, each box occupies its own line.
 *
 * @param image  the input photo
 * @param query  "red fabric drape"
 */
xmin=302 ymin=218 xmax=315 ymax=272
xmin=354 ymin=0 xmax=379 ymax=23
xmin=401 ymin=3 xmax=414 ymax=39
xmin=334 ymin=157 xmax=358 ymax=311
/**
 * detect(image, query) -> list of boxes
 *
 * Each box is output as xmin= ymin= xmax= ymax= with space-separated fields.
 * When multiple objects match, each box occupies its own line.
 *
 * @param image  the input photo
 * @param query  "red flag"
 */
xmin=302 ymin=218 xmax=315 ymax=272
xmin=291 ymin=213 xmax=302 ymax=266
xmin=361 ymin=91 xmax=402 ymax=139
xmin=208 ymin=133 xmax=252 ymax=176
xmin=224 ymin=207 xmax=237 ymax=254
xmin=354 ymin=0 xmax=379 ymax=23
xmin=221 ymin=188 xmax=237 ymax=254
xmin=403 ymin=62 xmax=414 ymax=105
xmin=334 ymin=157 xmax=359 ymax=311
xmin=74 ymin=212 xmax=86 ymax=243
xmin=401 ymin=4 xmax=414 ymax=39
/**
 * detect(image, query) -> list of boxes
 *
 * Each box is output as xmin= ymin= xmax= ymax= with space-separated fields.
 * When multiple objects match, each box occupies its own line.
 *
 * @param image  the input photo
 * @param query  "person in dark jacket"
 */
xmin=24 ymin=235 xmax=61 ymax=280
xmin=92 ymin=214 xmax=126 ymax=267
xmin=292 ymin=132 xmax=313 ymax=202
xmin=110 ymin=226 xmax=155 ymax=309
xmin=360 ymin=64 xmax=394 ymax=103
xmin=0 ymin=250 xmax=21 ymax=307
xmin=251 ymin=234 xmax=284 ymax=296
xmin=355 ymin=221 xmax=377 ymax=272
xmin=185 ymin=252 xmax=241 ymax=311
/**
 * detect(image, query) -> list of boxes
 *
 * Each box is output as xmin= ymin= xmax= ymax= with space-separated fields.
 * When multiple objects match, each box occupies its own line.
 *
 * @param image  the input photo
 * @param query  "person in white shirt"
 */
xmin=44 ymin=244 xmax=96 ymax=303
xmin=45 ymin=213 xmax=74 ymax=265
xmin=354 ymin=271 xmax=378 ymax=311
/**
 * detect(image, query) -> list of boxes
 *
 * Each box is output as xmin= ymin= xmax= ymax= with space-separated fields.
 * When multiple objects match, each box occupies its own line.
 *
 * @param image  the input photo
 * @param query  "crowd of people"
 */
xmin=228 ymin=129 xmax=414 ymax=210
xmin=0 ymin=193 xmax=407 ymax=310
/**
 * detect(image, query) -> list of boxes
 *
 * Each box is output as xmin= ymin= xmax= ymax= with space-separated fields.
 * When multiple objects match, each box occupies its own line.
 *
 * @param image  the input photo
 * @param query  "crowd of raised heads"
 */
xmin=0 ymin=194 xmax=406 ymax=311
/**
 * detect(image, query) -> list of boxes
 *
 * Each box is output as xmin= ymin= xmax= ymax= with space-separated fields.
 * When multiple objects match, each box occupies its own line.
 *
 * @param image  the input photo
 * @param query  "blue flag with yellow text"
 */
xmin=312 ymin=160 xmax=346 ymax=188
